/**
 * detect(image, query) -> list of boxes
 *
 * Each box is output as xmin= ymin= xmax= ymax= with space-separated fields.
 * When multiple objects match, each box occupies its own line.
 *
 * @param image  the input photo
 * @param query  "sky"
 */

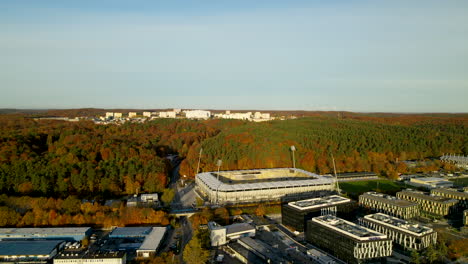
xmin=1 ymin=0 xmax=467 ymax=112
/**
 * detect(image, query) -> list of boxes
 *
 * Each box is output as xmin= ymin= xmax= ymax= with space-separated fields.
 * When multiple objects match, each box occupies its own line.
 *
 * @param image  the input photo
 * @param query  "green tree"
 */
xmin=161 ymin=188 xmax=175 ymax=205
xmin=426 ymin=244 xmax=438 ymax=264
xmin=410 ymin=250 xmax=420 ymax=264
xmin=183 ymin=234 xmax=209 ymax=264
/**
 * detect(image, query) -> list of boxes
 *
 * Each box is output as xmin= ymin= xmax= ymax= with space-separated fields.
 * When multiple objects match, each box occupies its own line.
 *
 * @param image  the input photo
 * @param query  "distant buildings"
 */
xmin=440 ymin=154 xmax=468 ymax=168
xmin=281 ymin=195 xmax=353 ymax=231
xmin=184 ymin=110 xmax=211 ymax=120
xmin=360 ymin=213 xmax=437 ymax=251
xmin=208 ymin=222 xmax=256 ymax=246
xmin=306 ymin=215 xmax=392 ymax=264
xmin=0 ymin=227 xmax=92 ymax=242
xmin=0 ymin=240 xmax=64 ymax=263
xmin=409 ymin=177 xmax=453 ymax=189
xmin=159 ymin=111 xmax=176 ymax=118
xmin=397 ymin=190 xmax=458 ymax=217
xmin=113 ymin=112 xmax=123 ymax=119
xmin=143 ymin=111 xmax=152 ymax=117
xmin=195 ymin=168 xmax=335 ymax=205
xmin=128 ymin=112 xmax=137 ymax=118
xmin=126 ymin=193 xmax=159 ymax=207
xmin=359 ymin=192 xmax=419 ymax=219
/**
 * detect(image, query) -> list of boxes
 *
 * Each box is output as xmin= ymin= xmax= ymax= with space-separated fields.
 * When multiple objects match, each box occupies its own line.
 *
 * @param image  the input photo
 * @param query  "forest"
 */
xmin=0 ymin=113 xmax=467 ymax=200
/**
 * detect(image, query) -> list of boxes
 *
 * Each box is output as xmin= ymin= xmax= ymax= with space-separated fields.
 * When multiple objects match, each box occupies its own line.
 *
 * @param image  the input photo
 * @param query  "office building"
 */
xmin=359 ymin=192 xmax=419 ymax=219
xmin=208 ymin=222 xmax=255 ymax=247
xmin=282 ymin=195 xmax=352 ymax=231
xmin=430 ymin=188 xmax=468 ymax=210
xmin=0 ymin=240 xmax=64 ymax=263
xmin=397 ymin=190 xmax=458 ymax=216
xmin=306 ymin=215 xmax=392 ymax=264
xmin=0 ymin=227 xmax=92 ymax=241
xmin=196 ymin=168 xmax=335 ymax=205
xmin=360 ymin=213 xmax=437 ymax=251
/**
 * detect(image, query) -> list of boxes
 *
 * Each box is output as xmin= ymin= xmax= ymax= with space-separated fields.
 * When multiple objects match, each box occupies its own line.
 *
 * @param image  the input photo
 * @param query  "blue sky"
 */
xmin=1 ymin=0 xmax=467 ymax=112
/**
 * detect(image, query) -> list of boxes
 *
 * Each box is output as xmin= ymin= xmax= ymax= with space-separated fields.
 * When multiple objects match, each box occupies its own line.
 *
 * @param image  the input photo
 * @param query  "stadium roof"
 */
xmin=312 ymin=215 xmax=388 ymax=241
xmin=196 ymin=168 xmax=333 ymax=192
xmin=0 ymin=240 xmax=63 ymax=256
xmin=138 ymin=227 xmax=167 ymax=252
xmin=364 ymin=213 xmax=434 ymax=236
xmin=361 ymin=192 xmax=417 ymax=207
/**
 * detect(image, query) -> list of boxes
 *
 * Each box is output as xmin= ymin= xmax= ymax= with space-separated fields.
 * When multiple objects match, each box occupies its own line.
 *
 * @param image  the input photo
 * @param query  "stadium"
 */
xmin=195 ymin=168 xmax=335 ymax=205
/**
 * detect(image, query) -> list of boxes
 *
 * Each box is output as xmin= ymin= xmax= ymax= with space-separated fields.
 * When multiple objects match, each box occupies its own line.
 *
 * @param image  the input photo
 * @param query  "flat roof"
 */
xmin=398 ymin=190 xmax=459 ymax=203
xmin=226 ymin=223 xmax=255 ymax=235
xmin=431 ymin=188 xmax=468 ymax=199
xmin=311 ymin=215 xmax=387 ymax=241
xmin=196 ymin=168 xmax=333 ymax=192
xmin=138 ymin=227 xmax=167 ymax=251
xmin=412 ymin=177 xmax=447 ymax=183
xmin=55 ymin=251 xmax=125 ymax=259
xmin=109 ymin=227 xmax=152 ymax=238
xmin=361 ymin=192 xmax=417 ymax=207
xmin=364 ymin=213 xmax=434 ymax=236
xmin=0 ymin=240 xmax=63 ymax=256
xmin=238 ymin=237 xmax=286 ymax=263
xmin=288 ymin=195 xmax=351 ymax=211
xmin=0 ymin=227 xmax=91 ymax=239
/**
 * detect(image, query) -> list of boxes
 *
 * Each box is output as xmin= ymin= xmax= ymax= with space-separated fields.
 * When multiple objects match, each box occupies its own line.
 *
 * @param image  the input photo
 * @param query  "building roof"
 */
xmin=55 ymin=251 xmax=126 ymax=259
xmin=109 ymin=227 xmax=153 ymax=238
xmin=238 ymin=237 xmax=286 ymax=263
xmin=288 ymin=195 xmax=350 ymax=211
xmin=361 ymin=192 xmax=417 ymax=207
xmin=431 ymin=188 xmax=468 ymax=199
xmin=0 ymin=240 xmax=63 ymax=256
xmin=398 ymin=190 xmax=459 ymax=204
xmin=138 ymin=227 xmax=167 ymax=252
xmin=364 ymin=213 xmax=434 ymax=236
xmin=0 ymin=227 xmax=91 ymax=239
xmin=311 ymin=215 xmax=388 ymax=241
xmin=196 ymin=168 xmax=333 ymax=192
xmin=226 ymin=223 xmax=255 ymax=235
xmin=412 ymin=177 xmax=447 ymax=183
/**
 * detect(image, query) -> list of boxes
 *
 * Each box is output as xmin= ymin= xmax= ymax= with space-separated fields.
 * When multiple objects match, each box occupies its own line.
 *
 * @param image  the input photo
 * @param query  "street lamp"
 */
xmin=290 ymin=145 xmax=296 ymax=168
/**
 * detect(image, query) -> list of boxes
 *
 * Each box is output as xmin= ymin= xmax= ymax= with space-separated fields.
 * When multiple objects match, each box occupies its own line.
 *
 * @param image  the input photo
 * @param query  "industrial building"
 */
xmin=54 ymin=251 xmax=126 ymax=264
xmin=0 ymin=227 xmax=92 ymax=241
xmin=0 ymin=240 xmax=64 ymax=263
xmin=397 ymin=190 xmax=458 ymax=216
xmin=359 ymin=192 xmax=419 ymax=219
xmin=281 ymin=195 xmax=353 ymax=231
xmin=208 ymin=222 xmax=256 ymax=246
xmin=109 ymin=226 xmax=167 ymax=257
xmin=196 ymin=168 xmax=335 ymax=205
xmin=408 ymin=177 xmax=453 ymax=189
xmin=306 ymin=215 xmax=392 ymax=264
xmin=360 ymin=213 xmax=437 ymax=251
xmin=430 ymin=188 xmax=468 ymax=210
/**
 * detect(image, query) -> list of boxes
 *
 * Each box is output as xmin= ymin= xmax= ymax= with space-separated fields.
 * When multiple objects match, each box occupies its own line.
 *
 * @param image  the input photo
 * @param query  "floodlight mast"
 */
xmin=331 ymin=154 xmax=341 ymax=194
xmin=216 ymin=159 xmax=222 ymax=205
xmin=290 ymin=145 xmax=296 ymax=168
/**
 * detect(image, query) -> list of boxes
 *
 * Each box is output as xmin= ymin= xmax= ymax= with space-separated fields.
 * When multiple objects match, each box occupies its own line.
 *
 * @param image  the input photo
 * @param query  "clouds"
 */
xmin=0 ymin=1 xmax=467 ymax=112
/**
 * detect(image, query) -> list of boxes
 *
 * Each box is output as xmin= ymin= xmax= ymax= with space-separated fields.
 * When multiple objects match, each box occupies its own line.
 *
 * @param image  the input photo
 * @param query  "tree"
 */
xmin=255 ymin=204 xmax=266 ymax=217
xmin=161 ymin=188 xmax=175 ymax=205
xmin=426 ymin=244 xmax=438 ymax=264
xmin=183 ymin=234 xmax=209 ymax=264
xmin=410 ymin=250 xmax=420 ymax=264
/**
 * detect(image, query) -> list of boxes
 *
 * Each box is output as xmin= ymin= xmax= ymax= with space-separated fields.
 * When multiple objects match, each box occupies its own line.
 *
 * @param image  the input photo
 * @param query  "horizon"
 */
xmin=1 ymin=0 xmax=468 ymax=112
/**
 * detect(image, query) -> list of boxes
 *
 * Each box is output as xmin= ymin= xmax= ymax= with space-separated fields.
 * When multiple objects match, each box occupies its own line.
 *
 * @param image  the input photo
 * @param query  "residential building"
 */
xmin=409 ymin=177 xmax=453 ymax=189
xmin=306 ymin=215 xmax=392 ymax=264
xmin=159 ymin=111 xmax=176 ymax=118
xmin=143 ymin=112 xmax=152 ymax=117
xmin=54 ymin=251 xmax=126 ymax=264
xmin=282 ymin=195 xmax=353 ymax=231
xmin=464 ymin=210 xmax=468 ymax=226
xmin=360 ymin=213 xmax=437 ymax=251
xmin=128 ymin=112 xmax=137 ymax=118
xmin=184 ymin=110 xmax=211 ymax=120
xmin=430 ymin=188 xmax=468 ymax=210
xmin=105 ymin=112 xmax=114 ymax=119
xmin=0 ymin=240 xmax=64 ymax=263
xmin=0 ymin=227 xmax=92 ymax=241
xmin=359 ymin=192 xmax=419 ymax=219
xmin=397 ymin=190 xmax=458 ymax=216
xmin=113 ymin=112 xmax=122 ymax=119
xmin=208 ymin=221 xmax=255 ymax=247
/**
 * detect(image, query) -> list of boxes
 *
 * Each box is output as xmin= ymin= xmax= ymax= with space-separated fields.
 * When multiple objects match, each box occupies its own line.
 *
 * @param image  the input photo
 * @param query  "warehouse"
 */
xmin=396 ymin=190 xmax=458 ymax=217
xmin=0 ymin=240 xmax=64 ymax=263
xmin=109 ymin=226 xmax=167 ymax=258
xmin=360 ymin=213 xmax=437 ymax=251
xmin=282 ymin=195 xmax=353 ymax=232
xmin=306 ymin=215 xmax=392 ymax=264
xmin=0 ymin=227 xmax=92 ymax=241
xmin=196 ymin=168 xmax=335 ymax=205
xmin=359 ymin=192 xmax=419 ymax=219
xmin=430 ymin=188 xmax=468 ymax=211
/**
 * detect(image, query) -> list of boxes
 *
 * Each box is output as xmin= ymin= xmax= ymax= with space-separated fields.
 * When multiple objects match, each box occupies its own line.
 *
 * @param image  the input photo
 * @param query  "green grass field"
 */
xmin=339 ymin=179 xmax=404 ymax=199
xmin=449 ymin=177 xmax=468 ymax=187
